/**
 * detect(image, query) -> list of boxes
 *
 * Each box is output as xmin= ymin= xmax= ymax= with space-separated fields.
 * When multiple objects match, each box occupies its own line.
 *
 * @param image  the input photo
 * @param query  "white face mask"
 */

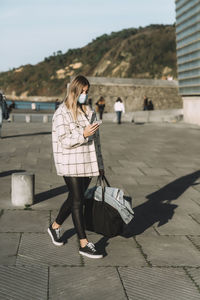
xmin=78 ymin=93 xmax=88 ymax=104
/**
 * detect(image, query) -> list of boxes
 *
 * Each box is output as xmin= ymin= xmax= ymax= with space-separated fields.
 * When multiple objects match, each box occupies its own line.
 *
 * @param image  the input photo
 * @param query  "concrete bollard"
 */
xmin=9 ymin=114 xmax=14 ymax=122
xmin=43 ymin=115 xmax=48 ymax=123
xmin=25 ymin=115 xmax=31 ymax=123
xmin=11 ymin=172 xmax=35 ymax=206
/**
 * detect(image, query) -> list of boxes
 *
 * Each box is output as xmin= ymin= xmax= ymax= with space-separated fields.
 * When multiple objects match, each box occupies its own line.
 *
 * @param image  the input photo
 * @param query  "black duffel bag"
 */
xmin=84 ymin=176 xmax=124 ymax=237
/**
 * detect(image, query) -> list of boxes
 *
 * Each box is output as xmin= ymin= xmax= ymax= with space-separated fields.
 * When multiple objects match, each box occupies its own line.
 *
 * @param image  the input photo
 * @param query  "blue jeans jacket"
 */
xmin=85 ymin=186 xmax=134 ymax=224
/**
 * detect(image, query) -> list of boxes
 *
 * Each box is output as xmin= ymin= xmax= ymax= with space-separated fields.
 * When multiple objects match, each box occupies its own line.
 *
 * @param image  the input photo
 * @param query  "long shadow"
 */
xmin=0 ymin=170 xmax=26 ymax=177
xmin=61 ymin=228 xmax=76 ymax=245
xmin=34 ymin=185 xmax=68 ymax=204
xmin=2 ymin=132 xmax=51 ymax=139
xmin=122 ymin=170 xmax=200 ymax=237
xmin=95 ymin=237 xmax=110 ymax=257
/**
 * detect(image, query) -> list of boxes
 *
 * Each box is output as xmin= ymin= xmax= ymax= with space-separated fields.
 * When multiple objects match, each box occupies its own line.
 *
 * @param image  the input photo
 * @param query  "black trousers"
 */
xmin=99 ymin=109 xmax=104 ymax=120
xmin=55 ymin=176 xmax=91 ymax=239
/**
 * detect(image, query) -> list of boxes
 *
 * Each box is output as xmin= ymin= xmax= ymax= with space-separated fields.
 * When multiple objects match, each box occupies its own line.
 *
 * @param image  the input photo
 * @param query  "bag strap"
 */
xmin=102 ymin=175 xmax=110 ymax=187
xmin=96 ymin=175 xmax=111 ymax=203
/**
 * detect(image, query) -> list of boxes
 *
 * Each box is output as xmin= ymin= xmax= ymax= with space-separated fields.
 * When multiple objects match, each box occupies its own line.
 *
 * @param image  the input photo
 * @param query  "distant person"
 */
xmin=0 ymin=92 xmax=9 ymax=138
xmin=7 ymin=101 xmax=15 ymax=122
xmin=143 ymin=96 xmax=148 ymax=111
xmin=114 ymin=97 xmax=125 ymax=124
xmin=95 ymin=96 xmax=105 ymax=120
xmin=167 ymin=75 xmax=173 ymax=81
xmin=31 ymin=103 xmax=36 ymax=110
xmin=55 ymin=99 xmax=60 ymax=110
xmin=88 ymin=98 xmax=93 ymax=109
xmin=148 ymin=100 xmax=154 ymax=111
xmin=0 ymin=94 xmax=3 ymax=138
xmin=9 ymin=101 xmax=15 ymax=112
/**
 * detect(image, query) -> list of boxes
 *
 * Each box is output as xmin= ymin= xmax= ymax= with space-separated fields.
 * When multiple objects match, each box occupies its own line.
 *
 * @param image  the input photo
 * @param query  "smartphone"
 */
xmin=95 ymin=120 xmax=102 ymax=125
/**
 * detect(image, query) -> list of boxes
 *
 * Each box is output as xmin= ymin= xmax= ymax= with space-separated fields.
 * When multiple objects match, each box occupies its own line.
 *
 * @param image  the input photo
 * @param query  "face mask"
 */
xmin=78 ymin=93 xmax=88 ymax=104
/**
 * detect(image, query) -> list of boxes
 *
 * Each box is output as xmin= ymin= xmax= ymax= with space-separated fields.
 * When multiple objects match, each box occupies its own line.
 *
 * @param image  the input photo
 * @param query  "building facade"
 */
xmin=175 ymin=0 xmax=200 ymax=125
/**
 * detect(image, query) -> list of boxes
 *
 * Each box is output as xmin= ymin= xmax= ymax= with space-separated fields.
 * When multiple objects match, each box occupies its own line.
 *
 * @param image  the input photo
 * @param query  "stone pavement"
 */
xmin=0 ymin=121 xmax=200 ymax=300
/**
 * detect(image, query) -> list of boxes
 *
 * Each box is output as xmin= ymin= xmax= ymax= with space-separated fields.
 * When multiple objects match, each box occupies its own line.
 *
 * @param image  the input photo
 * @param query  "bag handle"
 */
xmin=96 ymin=175 xmax=110 ymax=203
xmin=102 ymin=175 xmax=110 ymax=187
xmin=96 ymin=175 xmax=110 ymax=188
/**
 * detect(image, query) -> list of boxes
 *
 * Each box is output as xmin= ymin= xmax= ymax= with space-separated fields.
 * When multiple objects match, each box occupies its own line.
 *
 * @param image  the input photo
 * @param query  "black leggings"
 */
xmin=55 ymin=176 xmax=91 ymax=239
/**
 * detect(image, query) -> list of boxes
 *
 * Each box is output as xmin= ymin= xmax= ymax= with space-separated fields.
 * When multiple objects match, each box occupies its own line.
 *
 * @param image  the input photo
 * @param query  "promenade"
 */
xmin=0 ymin=121 xmax=200 ymax=299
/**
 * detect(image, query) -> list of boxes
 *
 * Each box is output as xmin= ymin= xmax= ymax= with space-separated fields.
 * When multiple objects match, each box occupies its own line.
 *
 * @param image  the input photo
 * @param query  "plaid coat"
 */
xmin=52 ymin=102 xmax=104 ymax=177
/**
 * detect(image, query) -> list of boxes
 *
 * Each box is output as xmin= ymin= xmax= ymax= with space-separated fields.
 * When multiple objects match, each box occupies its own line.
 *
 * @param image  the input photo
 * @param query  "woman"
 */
xmin=95 ymin=96 xmax=105 ymax=120
xmin=48 ymin=75 xmax=104 ymax=259
xmin=143 ymin=96 xmax=148 ymax=111
xmin=114 ymin=97 xmax=125 ymax=124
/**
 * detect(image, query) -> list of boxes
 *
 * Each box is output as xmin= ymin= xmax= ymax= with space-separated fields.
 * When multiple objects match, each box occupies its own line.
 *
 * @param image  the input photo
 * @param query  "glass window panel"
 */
xmin=178 ymin=68 xmax=200 ymax=78
xmin=179 ymin=77 xmax=200 ymax=85
xmin=178 ymin=60 xmax=200 ymax=71
xmin=176 ymin=0 xmax=192 ymax=10
xmin=177 ymin=41 xmax=200 ymax=56
xmin=176 ymin=5 xmax=200 ymax=24
xmin=176 ymin=0 xmax=199 ymax=17
xmin=176 ymin=14 xmax=200 ymax=32
xmin=177 ymin=23 xmax=200 ymax=40
xmin=179 ymin=86 xmax=200 ymax=95
xmin=177 ymin=31 xmax=200 ymax=47
xmin=178 ymin=50 xmax=200 ymax=63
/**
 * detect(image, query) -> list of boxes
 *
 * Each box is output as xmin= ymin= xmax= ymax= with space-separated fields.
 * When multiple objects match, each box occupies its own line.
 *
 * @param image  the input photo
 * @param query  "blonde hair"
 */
xmin=64 ymin=75 xmax=90 ymax=120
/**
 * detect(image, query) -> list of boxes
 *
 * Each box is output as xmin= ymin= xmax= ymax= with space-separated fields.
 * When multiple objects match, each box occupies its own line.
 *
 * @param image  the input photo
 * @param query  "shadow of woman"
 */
xmin=122 ymin=170 xmax=200 ymax=237
xmin=2 ymin=132 xmax=51 ymax=139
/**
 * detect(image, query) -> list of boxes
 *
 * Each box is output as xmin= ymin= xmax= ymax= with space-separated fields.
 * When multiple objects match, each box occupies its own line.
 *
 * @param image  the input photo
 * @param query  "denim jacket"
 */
xmin=85 ymin=186 xmax=134 ymax=224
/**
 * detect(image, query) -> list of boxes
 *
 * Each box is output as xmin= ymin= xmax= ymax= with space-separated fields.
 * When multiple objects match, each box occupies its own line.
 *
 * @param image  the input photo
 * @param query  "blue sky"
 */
xmin=1 ymin=0 xmax=176 ymax=72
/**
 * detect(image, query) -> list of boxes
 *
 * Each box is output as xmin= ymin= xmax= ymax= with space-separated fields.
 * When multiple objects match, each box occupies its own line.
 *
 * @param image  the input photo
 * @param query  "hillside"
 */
xmin=0 ymin=24 xmax=177 ymax=97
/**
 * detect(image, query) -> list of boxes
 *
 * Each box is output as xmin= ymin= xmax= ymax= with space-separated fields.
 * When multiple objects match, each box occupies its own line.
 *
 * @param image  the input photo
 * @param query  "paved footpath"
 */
xmin=0 ymin=121 xmax=200 ymax=300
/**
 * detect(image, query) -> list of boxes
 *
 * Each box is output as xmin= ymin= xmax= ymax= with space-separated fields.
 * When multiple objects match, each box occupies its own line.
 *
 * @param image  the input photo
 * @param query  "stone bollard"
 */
xmin=43 ymin=115 xmax=48 ymax=123
xmin=11 ymin=172 xmax=35 ymax=206
xmin=25 ymin=115 xmax=31 ymax=123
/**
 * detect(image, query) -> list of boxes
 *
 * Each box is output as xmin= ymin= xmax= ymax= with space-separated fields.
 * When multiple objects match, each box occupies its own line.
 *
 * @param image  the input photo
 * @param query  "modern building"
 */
xmin=175 ymin=0 xmax=200 ymax=125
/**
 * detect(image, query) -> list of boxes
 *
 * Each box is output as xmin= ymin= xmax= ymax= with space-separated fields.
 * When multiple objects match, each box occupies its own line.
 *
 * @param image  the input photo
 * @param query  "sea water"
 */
xmin=6 ymin=100 xmax=56 ymax=111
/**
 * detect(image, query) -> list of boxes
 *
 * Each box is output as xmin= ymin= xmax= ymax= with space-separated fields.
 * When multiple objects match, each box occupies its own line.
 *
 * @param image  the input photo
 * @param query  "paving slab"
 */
xmin=190 ymin=213 xmax=200 ymax=225
xmin=173 ymin=198 xmax=200 ymax=214
xmin=108 ymin=174 xmax=138 ymax=186
xmin=0 ymin=210 xmax=50 ymax=232
xmin=1 ymin=122 xmax=200 ymax=297
xmin=49 ymin=266 xmax=126 ymax=300
xmin=16 ymin=233 xmax=82 ymax=266
xmin=166 ymin=167 xmax=198 ymax=177
xmin=187 ymin=236 xmax=200 ymax=251
xmin=135 ymin=176 xmax=175 ymax=186
xmin=182 ymin=186 xmax=200 ymax=200
xmin=0 ymin=265 xmax=48 ymax=300
xmin=82 ymin=234 xmax=147 ymax=267
xmin=124 ymin=184 xmax=160 ymax=199
xmin=118 ymin=160 xmax=150 ymax=169
xmin=139 ymin=167 xmax=172 ymax=176
xmin=111 ymin=166 xmax=145 ymax=176
xmin=154 ymin=212 xmax=200 ymax=235
xmin=118 ymin=267 xmax=200 ymax=300
xmin=193 ymin=182 xmax=200 ymax=192
xmin=136 ymin=236 xmax=200 ymax=266
xmin=186 ymin=268 xmax=200 ymax=290
xmin=0 ymin=233 xmax=20 ymax=265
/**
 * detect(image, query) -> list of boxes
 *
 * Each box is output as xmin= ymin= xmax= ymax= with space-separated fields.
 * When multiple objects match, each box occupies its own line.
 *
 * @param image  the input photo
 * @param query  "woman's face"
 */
xmin=81 ymin=85 xmax=89 ymax=95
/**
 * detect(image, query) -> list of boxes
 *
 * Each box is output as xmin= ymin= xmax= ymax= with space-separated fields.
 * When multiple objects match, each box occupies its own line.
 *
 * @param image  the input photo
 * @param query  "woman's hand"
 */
xmin=83 ymin=123 xmax=99 ymax=138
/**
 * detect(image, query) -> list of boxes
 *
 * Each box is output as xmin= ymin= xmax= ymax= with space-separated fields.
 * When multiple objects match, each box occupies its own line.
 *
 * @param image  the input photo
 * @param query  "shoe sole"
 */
xmin=47 ymin=228 xmax=64 ymax=246
xmin=79 ymin=250 xmax=103 ymax=259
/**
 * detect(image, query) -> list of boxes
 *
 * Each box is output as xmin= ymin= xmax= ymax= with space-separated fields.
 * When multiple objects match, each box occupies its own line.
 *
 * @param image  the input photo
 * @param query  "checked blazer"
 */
xmin=52 ymin=102 xmax=104 ymax=177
